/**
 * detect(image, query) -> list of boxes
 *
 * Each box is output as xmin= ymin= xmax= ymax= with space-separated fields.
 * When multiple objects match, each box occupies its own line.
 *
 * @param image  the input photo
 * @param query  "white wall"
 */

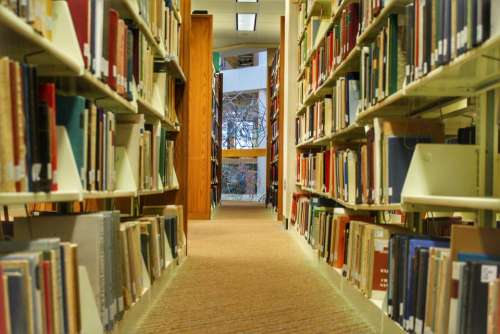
xmin=222 ymin=51 xmax=268 ymax=93
xmin=283 ymin=1 xmax=299 ymax=220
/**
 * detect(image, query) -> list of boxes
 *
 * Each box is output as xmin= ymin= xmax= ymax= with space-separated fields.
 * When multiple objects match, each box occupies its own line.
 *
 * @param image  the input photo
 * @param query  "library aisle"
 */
xmin=135 ymin=206 xmax=374 ymax=333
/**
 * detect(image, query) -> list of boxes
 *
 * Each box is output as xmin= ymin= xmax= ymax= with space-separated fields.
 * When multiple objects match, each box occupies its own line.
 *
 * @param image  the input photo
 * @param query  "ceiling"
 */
xmin=192 ymin=0 xmax=285 ymax=50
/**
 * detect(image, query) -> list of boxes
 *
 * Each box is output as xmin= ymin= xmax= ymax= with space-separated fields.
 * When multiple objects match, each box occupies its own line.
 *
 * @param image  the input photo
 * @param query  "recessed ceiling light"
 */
xmin=236 ymin=13 xmax=257 ymax=31
xmin=236 ymin=0 xmax=258 ymax=2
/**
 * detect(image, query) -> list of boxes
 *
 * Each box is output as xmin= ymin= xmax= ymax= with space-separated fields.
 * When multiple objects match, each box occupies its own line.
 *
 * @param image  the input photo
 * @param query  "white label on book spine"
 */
xmin=443 ymin=39 xmax=448 ymax=56
xmin=478 ymin=25 xmax=483 ymax=42
xmin=400 ymin=303 xmax=404 ymax=316
xmin=84 ymin=43 xmax=91 ymax=59
xmin=32 ymin=163 xmax=41 ymax=181
xmin=6 ymin=163 xmax=14 ymax=181
xmin=89 ymin=170 xmax=95 ymax=184
xmin=409 ymin=316 xmax=415 ymax=330
xmin=424 ymin=326 xmax=433 ymax=334
xmin=481 ymin=265 xmax=498 ymax=283
xmin=374 ymin=239 xmax=386 ymax=252
xmin=14 ymin=165 xmax=23 ymax=181
xmin=415 ymin=319 xmax=423 ymax=334
xmin=438 ymin=41 xmax=443 ymax=57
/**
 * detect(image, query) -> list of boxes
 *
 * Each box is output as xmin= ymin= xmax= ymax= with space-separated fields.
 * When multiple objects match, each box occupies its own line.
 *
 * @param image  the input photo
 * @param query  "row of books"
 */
xmin=2 ymin=0 xmax=53 ymax=39
xmin=360 ymin=13 xmax=406 ymax=110
xmin=308 ymin=3 xmax=360 ymax=91
xmin=404 ymin=0 xmax=500 ymax=84
xmin=296 ymin=118 xmax=444 ymax=205
xmin=0 ymin=238 xmax=80 ymax=334
xmin=67 ymin=0 xmax=179 ymax=101
xmin=291 ymin=195 xmax=500 ymax=334
xmin=118 ymin=115 xmax=176 ymax=192
xmin=295 ymin=73 xmax=361 ymax=145
xmin=0 ymin=58 xmax=177 ymax=194
xmin=11 ymin=205 xmax=184 ymax=332
xmin=137 ymin=0 xmax=181 ymax=57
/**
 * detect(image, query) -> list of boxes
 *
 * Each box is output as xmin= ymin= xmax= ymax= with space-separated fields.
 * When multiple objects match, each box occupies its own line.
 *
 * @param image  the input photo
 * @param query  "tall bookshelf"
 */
xmin=0 ymin=0 xmax=189 ymax=332
xmin=290 ymin=0 xmax=500 ymax=333
xmin=211 ymin=70 xmax=223 ymax=208
xmin=267 ymin=17 xmax=285 ymax=220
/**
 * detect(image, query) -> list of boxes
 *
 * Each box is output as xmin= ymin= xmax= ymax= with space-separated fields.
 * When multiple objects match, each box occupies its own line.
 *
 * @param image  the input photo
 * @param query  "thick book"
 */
xmin=38 ymin=83 xmax=58 ymax=192
xmin=0 ymin=58 xmax=15 ymax=193
xmin=67 ymin=0 xmax=91 ymax=69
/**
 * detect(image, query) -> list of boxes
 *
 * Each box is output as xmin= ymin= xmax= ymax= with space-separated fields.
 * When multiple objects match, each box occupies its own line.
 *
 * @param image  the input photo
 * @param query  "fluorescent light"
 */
xmin=236 ymin=0 xmax=258 ymax=2
xmin=236 ymin=13 xmax=257 ymax=31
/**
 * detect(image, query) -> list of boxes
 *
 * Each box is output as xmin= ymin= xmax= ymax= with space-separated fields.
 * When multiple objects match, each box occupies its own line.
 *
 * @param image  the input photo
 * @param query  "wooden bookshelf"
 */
xmin=187 ymin=14 xmax=213 ymax=220
xmin=211 ymin=71 xmax=223 ymax=209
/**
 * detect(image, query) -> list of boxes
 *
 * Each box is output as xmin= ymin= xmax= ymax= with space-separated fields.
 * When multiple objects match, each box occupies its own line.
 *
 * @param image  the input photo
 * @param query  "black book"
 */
xmin=26 ymin=66 xmax=41 ymax=192
xmin=414 ymin=248 xmax=429 ymax=334
xmin=387 ymin=235 xmax=396 ymax=318
xmin=37 ymin=101 xmax=52 ymax=192
xmin=423 ymin=0 xmax=431 ymax=73
xmin=398 ymin=236 xmax=410 ymax=326
xmin=21 ymin=64 xmax=33 ymax=192
xmin=466 ymin=261 xmax=500 ymax=334
xmin=459 ymin=262 xmax=471 ymax=333
xmin=443 ymin=0 xmax=452 ymax=63
xmin=408 ymin=248 xmax=420 ymax=331
xmin=405 ymin=3 xmax=415 ymax=84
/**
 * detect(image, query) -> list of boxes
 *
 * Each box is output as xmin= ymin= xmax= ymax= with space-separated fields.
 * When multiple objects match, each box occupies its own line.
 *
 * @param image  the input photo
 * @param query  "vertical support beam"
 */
xmin=188 ymin=15 xmax=213 ymax=220
xmin=277 ymin=16 xmax=285 ymax=221
xmin=283 ymin=3 xmax=299 ymax=221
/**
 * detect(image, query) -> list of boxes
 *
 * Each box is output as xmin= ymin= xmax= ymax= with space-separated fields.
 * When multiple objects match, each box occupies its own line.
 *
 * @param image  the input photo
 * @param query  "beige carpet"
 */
xmin=135 ymin=207 xmax=375 ymax=333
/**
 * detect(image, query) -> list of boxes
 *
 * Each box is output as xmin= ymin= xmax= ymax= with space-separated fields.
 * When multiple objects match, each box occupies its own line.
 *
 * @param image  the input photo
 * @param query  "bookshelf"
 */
xmin=211 ymin=71 xmax=223 ymax=209
xmin=289 ymin=0 xmax=500 ymax=333
xmin=0 ymin=0 xmax=189 ymax=332
xmin=266 ymin=17 xmax=285 ymax=220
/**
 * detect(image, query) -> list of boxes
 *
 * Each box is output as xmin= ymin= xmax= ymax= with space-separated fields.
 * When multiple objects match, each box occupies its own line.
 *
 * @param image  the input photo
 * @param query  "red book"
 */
xmin=347 ymin=3 xmax=359 ymax=55
xmin=415 ymin=0 xmax=420 ymax=71
xmin=38 ymin=83 xmax=58 ymax=191
xmin=42 ymin=260 xmax=53 ymax=334
xmin=108 ymin=9 xmax=119 ymax=90
xmin=122 ymin=21 xmax=128 ymax=97
xmin=0 ymin=265 xmax=9 ymax=334
xmin=333 ymin=215 xmax=374 ymax=269
xmin=67 ymin=0 xmax=90 ymax=68
xmin=324 ymin=150 xmax=331 ymax=193
xmin=328 ymin=31 xmax=334 ymax=72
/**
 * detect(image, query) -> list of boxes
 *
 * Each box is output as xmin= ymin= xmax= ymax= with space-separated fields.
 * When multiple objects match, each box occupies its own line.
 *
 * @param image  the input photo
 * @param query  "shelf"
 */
xmin=297 ymin=25 xmax=306 ymax=45
xmin=297 ymin=66 xmax=307 ymax=81
xmin=357 ymin=0 xmax=410 ymax=45
xmin=0 ymin=191 xmax=81 ymax=206
xmin=297 ymin=185 xmax=401 ymax=211
xmin=65 ymin=71 xmax=138 ymax=114
xmin=83 ymin=190 xmax=136 ymax=200
xmin=403 ymin=195 xmax=500 ymax=211
xmin=305 ymin=0 xmax=331 ymax=25
xmin=0 ymin=1 xmax=84 ymax=76
xmin=137 ymin=97 xmax=164 ymax=120
xmin=296 ymin=138 xmax=316 ymax=148
xmin=112 ymin=0 xmax=167 ymax=58
xmin=330 ymin=123 xmax=365 ymax=141
xmin=404 ymin=33 xmax=500 ymax=97
xmin=400 ymin=144 xmax=500 ymax=211
xmin=289 ymin=227 xmax=405 ymax=334
xmin=111 ymin=244 xmax=186 ymax=333
xmin=331 ymin=0 xmax=358 ymax=23
xmin=156 ymin=55 xmax=187 ymax=83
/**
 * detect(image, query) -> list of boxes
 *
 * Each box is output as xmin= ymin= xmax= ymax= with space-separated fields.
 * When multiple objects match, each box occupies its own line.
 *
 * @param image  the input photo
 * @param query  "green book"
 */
xmin=388 ymin=14 xmax=398 ymax=95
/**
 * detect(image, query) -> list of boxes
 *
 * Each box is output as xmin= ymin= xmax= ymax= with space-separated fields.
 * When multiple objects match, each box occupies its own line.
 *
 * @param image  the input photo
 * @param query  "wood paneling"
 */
xmin=188 ymin=15 xmax=213 ymax=220
xmin=222 ymin=148 xmax=267 ymax=158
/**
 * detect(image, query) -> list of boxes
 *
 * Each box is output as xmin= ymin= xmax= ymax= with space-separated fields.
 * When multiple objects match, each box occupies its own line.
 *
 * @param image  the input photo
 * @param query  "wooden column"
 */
xmin=188 ymin=15 xmax=213 ymax=219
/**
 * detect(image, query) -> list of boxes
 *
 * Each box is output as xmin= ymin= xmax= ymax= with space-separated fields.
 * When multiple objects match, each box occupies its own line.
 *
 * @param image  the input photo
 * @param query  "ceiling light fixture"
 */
xmin=236 ymin=13 xmax=257 ymax=31
xmin=236 ymin=0 xmax=258 ymax=2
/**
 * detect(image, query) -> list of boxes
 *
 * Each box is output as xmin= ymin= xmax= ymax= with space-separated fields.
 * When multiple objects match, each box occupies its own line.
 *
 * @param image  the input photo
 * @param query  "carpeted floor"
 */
xmin=135 ymin=205 xmax=375 ymax=333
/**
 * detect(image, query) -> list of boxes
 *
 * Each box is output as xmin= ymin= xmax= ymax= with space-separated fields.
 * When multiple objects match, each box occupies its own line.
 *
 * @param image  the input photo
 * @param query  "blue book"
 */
xmin=386 ymin=136 xmax=431 ymax=203
xmin=404 ymin=238 xmax=449 ymax=329
xmin=458 ymin=252 xmax=500 ymax=262
xmin=56 ymin=95 xmax=87 ymax=187
xmin=1 ymin=252 xmax=45 ymax=333
xmin=6 ymin=273 xmax=28 ymax=334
